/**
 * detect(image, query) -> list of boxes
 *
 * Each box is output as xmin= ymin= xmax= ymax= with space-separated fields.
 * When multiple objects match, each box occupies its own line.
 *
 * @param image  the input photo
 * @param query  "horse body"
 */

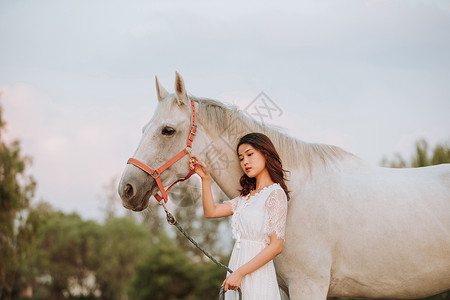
xmin=279 ymin=158 xmax=450 ymax=299
xmin=118 ymin=73 xmax=450 ymax=299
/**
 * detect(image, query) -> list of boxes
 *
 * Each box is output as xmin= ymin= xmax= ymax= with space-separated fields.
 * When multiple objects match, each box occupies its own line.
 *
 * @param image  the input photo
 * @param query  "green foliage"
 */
xmin=431 ymin=144 xmax=450 ymax=166
xmin=382 ymin=139 xmax=450 ymax=168
xmin=93 ymin=216 xmax=152 ymax=300
xmin=35 ymin=211 xmax=102 ymax=300
xmin=10 ymin=206 xmax=156 ymax=300
xmin=127 ymin=233 xmax=227 ymax=300
xmin=0 ymin=104 xmax=36 ymax=300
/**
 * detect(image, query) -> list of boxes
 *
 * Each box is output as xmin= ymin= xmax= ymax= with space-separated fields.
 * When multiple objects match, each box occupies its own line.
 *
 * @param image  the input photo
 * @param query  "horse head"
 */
xmin=118 ymin=72 xmax=195 ymax=211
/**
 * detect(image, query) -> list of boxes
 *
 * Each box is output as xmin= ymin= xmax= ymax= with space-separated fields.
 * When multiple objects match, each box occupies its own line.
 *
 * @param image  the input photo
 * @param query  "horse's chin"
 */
xmin=123 ymin=198 xmax=149 ymax=211
xmin=122 ymin=190 xmax=151 ymax=212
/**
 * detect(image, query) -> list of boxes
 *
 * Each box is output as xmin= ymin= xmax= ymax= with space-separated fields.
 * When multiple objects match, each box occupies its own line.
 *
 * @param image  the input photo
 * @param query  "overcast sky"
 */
xmin=1 ymin=0 xmax=449 ymax=220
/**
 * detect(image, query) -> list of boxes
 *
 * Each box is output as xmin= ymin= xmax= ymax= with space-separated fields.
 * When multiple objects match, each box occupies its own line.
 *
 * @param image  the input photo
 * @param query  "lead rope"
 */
xmin=161 ymin=202 xmax=243 ymax=300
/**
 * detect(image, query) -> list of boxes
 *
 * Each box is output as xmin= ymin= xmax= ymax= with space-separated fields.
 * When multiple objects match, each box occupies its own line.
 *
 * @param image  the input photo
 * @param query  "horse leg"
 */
xmin=288 ymin=273 xmax=330 ymax=300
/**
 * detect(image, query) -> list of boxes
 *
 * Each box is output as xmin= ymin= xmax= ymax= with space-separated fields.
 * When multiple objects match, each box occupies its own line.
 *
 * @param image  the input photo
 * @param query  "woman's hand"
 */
xmin=222 ymin=270 xmax=244 ymax=292
xmin=189 ymin=155 xmax=210 ymax=180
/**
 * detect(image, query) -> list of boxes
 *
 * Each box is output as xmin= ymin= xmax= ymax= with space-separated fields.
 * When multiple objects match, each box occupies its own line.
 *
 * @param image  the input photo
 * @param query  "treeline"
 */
xmin=381 ymin=139 xmax=450 ymax=168
xmin=2 ymin=204 xmax=227 ymax=300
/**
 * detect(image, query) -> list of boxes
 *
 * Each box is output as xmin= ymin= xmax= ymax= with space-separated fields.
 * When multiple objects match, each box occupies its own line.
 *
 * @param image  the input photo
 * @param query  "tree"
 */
xmin=20 ymin=201 xmax=154 ymax=300
xmin=127 ymin=233 xmax=227 ymax=300
xmin=382 ymin=139 xmax=450 ymax=168
xmin=93 ymin=216 xmax=153 ymax=300
xmin=14 ymin=202 xmax=55 ymax=299
xmin=33 ymin=211 xmax=102 ymax=300
xmin=0 ymin=103 xmax=36 ymax=300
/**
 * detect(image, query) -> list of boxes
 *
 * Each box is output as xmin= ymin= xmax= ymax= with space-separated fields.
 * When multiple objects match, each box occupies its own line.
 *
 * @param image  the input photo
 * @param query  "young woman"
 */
xmin=189 ymin=132 xmax=289 ymax=299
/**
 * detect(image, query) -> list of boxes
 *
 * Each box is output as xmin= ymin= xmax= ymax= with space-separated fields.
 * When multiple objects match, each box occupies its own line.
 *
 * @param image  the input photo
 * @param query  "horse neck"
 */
xmin=193 ymin=103 xmax=252 ymax=197
xmin=192 ymin=98 xmax=355 ymax=195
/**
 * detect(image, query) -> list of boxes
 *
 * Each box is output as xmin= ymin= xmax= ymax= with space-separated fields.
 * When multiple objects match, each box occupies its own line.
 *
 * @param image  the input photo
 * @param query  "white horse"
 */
xmin=118 ymin=73 xmax=450 ymax=299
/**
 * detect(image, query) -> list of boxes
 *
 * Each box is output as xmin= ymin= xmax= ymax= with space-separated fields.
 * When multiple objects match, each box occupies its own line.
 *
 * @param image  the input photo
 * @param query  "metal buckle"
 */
xmin=190 ymin=125 xmax=197 ymax=136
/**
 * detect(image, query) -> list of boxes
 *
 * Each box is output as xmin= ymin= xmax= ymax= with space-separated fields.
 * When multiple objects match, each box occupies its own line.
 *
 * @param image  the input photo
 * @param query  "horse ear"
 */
xmin=155 ymin=76 xmax=169 ymax=102
xmin=174 ymin=71 xmax=188 ymax=105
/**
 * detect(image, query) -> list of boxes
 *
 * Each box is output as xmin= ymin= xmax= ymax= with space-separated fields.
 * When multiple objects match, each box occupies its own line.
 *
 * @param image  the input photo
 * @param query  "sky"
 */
xmin=0 ymin=0 xmax=449 ymax=220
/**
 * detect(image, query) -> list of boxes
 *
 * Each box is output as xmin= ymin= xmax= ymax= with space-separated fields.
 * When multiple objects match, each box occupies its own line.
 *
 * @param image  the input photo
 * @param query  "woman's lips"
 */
xmin=245 ymin=167 xmax=251 ymax=172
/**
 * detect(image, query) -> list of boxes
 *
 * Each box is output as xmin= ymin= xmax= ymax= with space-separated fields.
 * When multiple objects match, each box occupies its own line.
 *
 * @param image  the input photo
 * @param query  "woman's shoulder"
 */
xmin=265 ymin=183 xmax=287 ymax=201
xmin=268 ymin=182 xmax=284 ymax=194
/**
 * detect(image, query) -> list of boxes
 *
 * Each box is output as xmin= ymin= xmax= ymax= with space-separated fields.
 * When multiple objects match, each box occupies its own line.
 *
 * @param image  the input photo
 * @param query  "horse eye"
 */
xmin=161 ymin=127 xmax=176 ymax=136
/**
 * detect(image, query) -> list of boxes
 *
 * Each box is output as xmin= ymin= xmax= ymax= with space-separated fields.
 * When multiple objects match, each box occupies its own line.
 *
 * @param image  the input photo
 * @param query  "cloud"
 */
xmin=0 ymin=84 xmax=49 ymax=144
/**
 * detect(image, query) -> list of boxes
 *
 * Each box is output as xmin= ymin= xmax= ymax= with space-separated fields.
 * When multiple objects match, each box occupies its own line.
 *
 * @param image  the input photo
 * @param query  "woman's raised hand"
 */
xmin=189 ymin=155 xmax=210 ymax=180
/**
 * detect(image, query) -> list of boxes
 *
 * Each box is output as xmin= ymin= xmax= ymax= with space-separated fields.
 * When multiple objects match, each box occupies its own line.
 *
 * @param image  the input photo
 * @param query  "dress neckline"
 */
xmin=245 ymin=182 xmax=279 ymax=202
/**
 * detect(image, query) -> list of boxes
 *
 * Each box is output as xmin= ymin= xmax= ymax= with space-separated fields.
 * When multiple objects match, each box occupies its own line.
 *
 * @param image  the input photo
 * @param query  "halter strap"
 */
xmin=127 ymin=98 xmax=197 ymax=203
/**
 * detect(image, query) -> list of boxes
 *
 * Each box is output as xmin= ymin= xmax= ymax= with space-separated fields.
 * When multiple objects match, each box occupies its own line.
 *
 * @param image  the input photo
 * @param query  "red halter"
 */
xmin=127 ymin=99 xmax=197 ymax=203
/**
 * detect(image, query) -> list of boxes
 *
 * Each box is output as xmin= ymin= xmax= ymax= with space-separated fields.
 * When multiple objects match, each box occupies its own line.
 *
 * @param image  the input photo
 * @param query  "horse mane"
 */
xmin=189 ymin=96 xmax=354 ymax=173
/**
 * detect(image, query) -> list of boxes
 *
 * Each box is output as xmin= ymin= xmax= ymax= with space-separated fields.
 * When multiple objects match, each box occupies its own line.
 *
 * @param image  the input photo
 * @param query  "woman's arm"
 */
xmin=200 ymin=176 xmax=233 ymax=218
xmin=222 ymin=234 xmax=284 ymax=292
xmin=190 ymin=155 xmax=233 ymax=218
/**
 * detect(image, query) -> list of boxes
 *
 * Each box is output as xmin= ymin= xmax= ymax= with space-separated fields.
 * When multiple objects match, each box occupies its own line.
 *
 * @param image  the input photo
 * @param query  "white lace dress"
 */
xmin=225 ymin=183 xmax=288 ymax=300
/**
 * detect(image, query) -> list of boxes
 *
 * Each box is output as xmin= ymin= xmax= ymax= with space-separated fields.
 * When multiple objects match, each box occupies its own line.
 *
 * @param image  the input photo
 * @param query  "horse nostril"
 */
xmin=124 ymin=184 xmax=135 ymax=199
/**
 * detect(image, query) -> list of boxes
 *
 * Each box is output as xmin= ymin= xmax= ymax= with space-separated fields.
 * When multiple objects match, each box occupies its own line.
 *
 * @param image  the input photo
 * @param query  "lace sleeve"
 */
xmin=224 ymin=196 xmax=240 ymax=213
xmin=263 ymin=188 xmax=288 ymax=244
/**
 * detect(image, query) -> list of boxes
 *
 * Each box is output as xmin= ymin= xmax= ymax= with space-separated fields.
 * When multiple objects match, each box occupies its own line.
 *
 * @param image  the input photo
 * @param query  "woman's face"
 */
xmin=238 ymin=143 xmax=266 ymax=178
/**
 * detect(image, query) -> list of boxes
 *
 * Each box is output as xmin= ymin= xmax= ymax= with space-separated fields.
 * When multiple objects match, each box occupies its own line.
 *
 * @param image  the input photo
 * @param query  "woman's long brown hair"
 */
xmin=237 ymin=133 xmax=290 ymax=201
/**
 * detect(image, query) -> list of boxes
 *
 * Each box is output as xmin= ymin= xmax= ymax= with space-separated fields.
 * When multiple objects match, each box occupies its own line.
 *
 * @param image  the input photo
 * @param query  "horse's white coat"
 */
xmin=118 ymin=73 xmax=450 ymax=299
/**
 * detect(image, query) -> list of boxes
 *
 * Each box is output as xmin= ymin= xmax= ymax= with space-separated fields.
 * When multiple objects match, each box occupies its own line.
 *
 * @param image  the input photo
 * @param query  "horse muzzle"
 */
xmin=118 ymin=168 xmax=159 ymax=211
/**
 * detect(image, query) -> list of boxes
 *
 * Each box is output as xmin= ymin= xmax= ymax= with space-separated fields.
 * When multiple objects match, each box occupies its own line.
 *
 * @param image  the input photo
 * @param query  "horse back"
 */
xmin=317 ymin=161 xmax=450 ymax=298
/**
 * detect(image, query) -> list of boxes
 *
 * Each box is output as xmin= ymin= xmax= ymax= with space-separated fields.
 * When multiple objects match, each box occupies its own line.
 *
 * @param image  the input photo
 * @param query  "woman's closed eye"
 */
xmin=239 ymin=153 xmax=253 ymax=161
